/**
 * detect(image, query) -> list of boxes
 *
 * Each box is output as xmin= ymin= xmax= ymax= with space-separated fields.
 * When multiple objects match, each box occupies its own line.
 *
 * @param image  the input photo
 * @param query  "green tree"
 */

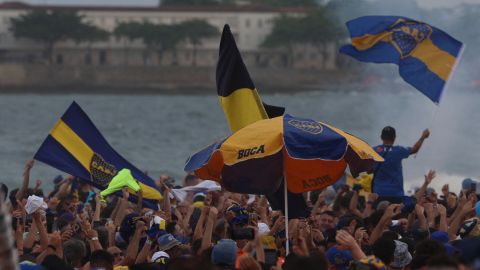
xmin=114 ymin=21 xmax=184 ymax=66
xmin=10 ymin=10 xmax=108 ymax=64
xmin=177 ymin=19 xmax=218 ymax=66
xmin=257 ymin=0 xmax=317 ymax=7
xmin=262 ymin=8 xmax=344 ymax=67
xmin=161 ymin=0 xmax=226 ymax=6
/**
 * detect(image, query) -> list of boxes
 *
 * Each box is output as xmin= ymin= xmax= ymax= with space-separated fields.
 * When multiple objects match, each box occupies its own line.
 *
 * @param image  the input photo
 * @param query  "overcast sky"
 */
xmin=7 ymin=0 xmax=480 ymax=8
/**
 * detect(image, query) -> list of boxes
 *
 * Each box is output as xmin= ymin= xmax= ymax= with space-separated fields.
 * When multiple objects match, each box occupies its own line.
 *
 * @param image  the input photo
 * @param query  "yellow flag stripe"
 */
xmin=219 ymin=88 xmax=268 ymax=132
xmin=50 ymin=120 xmax=94 ymax=171
xmin=410 ymin=38 xmax=456 ymax=81
xmin=138 ymin=183 xmax=163 ymax=200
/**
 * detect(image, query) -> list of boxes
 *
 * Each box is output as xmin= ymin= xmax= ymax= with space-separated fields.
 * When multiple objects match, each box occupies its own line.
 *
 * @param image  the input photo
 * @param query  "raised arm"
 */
xmin=16 ymin=160 xmax=34 ymax=201
xmin=121 ymin=220 xmax=145 ymax=266
xmin=411 ymin=129 xmax=430 ymax=154
xmin=416 ymin=170 xmax=436 ymax=201
xmin=369 ymin=204 xmax=402 ymax=245
xmin=200 ymin=207 xmax=218 ymax=253
xmin=349 ymin=187 xmax=364 ymax=218
xmin=193 ymin=206 xmax=209 ymax=241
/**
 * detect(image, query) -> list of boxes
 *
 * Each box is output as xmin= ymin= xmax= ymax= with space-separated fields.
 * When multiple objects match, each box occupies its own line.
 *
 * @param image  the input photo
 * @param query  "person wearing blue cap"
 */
xmin=211 ymin=239 xmax=237 ymax=269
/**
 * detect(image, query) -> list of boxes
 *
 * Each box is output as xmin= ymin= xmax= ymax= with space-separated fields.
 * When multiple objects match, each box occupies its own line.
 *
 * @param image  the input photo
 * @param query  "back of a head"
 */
xmin=41 ymin=254 xmax=74 ymax=270
xmin=426 ymin=255 xmax=460 ymax=270
xmin=283 ymin=251 xmax=328 ymax=270
xmin=90 ymin=249 xmax=114 ymax=270
xmin=381 ymin=126 xmax=396 ymax=141
xmin=415 ymin=239 xmax=446 ymax=257
xmin=372 ymin=237 xmax=396 ymax=265
xmin=168 ymin=257 xmax=216 ymax=270
xmin=63 ymin=239 xmax=86 ymax=267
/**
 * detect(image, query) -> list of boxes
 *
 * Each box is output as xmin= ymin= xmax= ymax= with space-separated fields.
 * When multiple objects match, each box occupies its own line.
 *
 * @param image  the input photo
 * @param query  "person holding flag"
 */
xmin=373 ymin=126 xmax=430 ymax=200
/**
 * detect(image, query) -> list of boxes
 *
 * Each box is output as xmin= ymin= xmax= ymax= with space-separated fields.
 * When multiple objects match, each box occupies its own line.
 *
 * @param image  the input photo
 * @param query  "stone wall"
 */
xmin=0 ymin=63 xmax=359 ymax=93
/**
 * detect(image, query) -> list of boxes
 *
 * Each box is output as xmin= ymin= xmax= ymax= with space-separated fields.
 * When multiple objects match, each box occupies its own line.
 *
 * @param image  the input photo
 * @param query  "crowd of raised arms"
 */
xmin=0 ymin=154 xmax=479 ymax=270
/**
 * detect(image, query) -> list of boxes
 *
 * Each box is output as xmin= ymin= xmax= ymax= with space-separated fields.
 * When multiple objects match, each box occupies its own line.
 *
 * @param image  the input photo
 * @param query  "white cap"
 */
xmin=25 ymin=195 xmax=47 ymax=214
xmin=151 ymin=251 xmax=170 ymax=264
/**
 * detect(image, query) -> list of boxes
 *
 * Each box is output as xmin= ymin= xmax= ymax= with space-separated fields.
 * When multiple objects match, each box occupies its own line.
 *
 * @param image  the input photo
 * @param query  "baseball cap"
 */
xmin=151 ymin=251 xmax=170 ymax=265
xmin=211 ymin=239 xmax=237 ymax=267
xmin=462 ymin=178 xmax=476 ymax=190
xmin=326 ymin=246 xmax=354 ymax=270
xmin=158 ymin=233 xmax=181 ymax=252
xmin=390 ymin=240 xmax=412 ymax=268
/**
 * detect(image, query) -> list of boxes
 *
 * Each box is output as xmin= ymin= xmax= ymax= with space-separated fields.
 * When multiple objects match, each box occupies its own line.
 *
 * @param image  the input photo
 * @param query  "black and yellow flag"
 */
xmin=215 ymin=25 xmax=306 ymax=218
xmin=216 ymin=24 xmax=285 ymax=132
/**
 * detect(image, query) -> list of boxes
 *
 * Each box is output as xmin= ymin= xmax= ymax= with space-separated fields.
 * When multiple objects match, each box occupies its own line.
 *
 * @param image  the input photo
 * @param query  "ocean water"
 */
xmin=1 ymin=89 xmax=479 ymax=193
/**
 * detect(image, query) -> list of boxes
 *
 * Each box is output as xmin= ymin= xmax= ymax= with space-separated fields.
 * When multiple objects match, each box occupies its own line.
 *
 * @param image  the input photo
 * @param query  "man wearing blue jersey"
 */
xmin=373 ymin=126 xmax=430 ymax=199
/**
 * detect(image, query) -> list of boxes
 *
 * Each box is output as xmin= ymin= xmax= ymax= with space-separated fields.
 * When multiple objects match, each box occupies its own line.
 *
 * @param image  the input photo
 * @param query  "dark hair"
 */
xmin=372 ymin=237 xmax=396 ymax=265
xmin=41 ymin=255 xmax=74 ymax=270
xmin=415 ymin=239 xmax=445 ymax=256
xmin=0 ymin=183 xmax=8 ymax=201
xmin=90 ymin=250 xmax=114 ymax=270
xmin=426 ymin=255 xmax=460 ymax=269
xmin=63 ymin=239 xmax=87 ymax=268
xmin=167 ymin=256 xmax=216 ymax=270
xmin=283 ymin=250 xmax=328 ymax=270
xmin=381 ymin=126 xmax=396 ymax=141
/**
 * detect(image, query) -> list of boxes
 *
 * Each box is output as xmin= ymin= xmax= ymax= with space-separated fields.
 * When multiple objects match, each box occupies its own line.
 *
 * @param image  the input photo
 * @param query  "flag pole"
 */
xmin=284 ymin=177 xmax=289 ymax=255
xmin=415 ymin=44 xmax=465 ymax=158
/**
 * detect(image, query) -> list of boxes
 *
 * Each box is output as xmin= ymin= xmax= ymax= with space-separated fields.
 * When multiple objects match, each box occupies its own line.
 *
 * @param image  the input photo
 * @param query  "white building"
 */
xmin=0 ymin=2 xmax=310 ymax=67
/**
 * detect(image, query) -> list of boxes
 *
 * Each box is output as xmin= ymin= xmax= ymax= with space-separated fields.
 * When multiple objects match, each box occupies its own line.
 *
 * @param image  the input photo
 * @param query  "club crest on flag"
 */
xmin=389 ymin=19 xmax=432 ymax=58
xmin=288 ymin=119 xmax=324 ymax=134
xmin=90 ymin=153 xmax=117 ymax=187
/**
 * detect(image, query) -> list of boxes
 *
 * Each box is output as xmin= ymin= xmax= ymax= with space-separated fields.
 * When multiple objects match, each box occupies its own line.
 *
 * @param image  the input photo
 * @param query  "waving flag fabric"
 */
xmin=216 ymin=24 xmax=285 ymax=131
xmin=340 ymin=16 xmax=463 ymax=103
xmin=34 ymin=102 xmax=162 ymax=209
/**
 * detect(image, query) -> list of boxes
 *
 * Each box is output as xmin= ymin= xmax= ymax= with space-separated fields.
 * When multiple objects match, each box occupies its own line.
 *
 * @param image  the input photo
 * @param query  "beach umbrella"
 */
xmin=185 ymin=114 xmax=383 ymax=195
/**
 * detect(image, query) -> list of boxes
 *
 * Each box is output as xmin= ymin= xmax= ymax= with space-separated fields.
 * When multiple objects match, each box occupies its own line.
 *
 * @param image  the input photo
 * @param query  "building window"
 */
xmin=56 ymin=54 xmax=63 ymax=65
xmin=99 ymin=50 xmax=107 ymax=65
xmin=85 ymin=52 xmax=92 ymax=65
xmin=257 ymin=19 xmax=263 ymax=28
xmin=245 ymin=19 xmax=250 ymax=28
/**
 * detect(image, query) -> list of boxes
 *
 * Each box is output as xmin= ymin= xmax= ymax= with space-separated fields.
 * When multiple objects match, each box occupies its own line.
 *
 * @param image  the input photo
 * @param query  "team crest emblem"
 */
xmin=388 ymin=19 xmax=432 ymax=58
xmin=90 ymin=153 xmax=117 ymax=187
xmin=288 ymin=119 xmax=324 ymax=134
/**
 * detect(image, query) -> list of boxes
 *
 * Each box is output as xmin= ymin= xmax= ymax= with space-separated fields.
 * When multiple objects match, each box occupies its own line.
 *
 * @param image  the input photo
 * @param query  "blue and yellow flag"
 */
xmin=340 ymin=16 xmax=463 ymax=103
xmin=34 ymin=102 xmax=162 ymax=209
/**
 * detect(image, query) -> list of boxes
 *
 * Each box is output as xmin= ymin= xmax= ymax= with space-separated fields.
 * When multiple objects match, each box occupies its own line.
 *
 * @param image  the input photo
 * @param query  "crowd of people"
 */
xmin=0 ymin=127 xmax=480 ymax=270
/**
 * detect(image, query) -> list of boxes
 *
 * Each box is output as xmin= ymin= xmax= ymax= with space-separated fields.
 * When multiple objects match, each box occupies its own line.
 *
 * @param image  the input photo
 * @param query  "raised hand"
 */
xmin=336 ymin=229 xmax=356 ymax=250
xmin=25 ymin=160 xmax=34 ymax=171
xmin=35 ymin=179 xmax=42 ymax=188
xmin=422 ymin=129 xmax=430 ymax=139
xmin=385 ymin=203 xmax=403 ymax=218
xmin=424 ymin=170 xmax=436 ymax=185
xmin=442 ymin=184 xmax=449 ymax=197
